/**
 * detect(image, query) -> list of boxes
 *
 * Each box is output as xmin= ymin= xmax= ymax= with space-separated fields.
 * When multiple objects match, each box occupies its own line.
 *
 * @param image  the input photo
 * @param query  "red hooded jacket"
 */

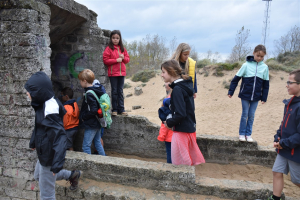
xmin=103 ymin=45 xmax=130 ymax=77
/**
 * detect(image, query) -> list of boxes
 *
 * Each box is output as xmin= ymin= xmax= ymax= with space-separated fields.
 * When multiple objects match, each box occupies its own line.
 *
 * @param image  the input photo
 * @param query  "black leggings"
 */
xmin=109 ymin=76 xmax=125 ymax=113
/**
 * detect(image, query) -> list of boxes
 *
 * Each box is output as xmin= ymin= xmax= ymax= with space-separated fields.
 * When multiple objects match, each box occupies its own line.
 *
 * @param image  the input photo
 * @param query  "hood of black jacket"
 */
xmin=24 ymin=72 xmax=54 ymax=107
xmin=283 ymin=96 xmax=300 ymax=105
xmin=169 ymin=77 xmax=194 ymax=96
xmin=84 ymin=85 xmax=104 ymax=97
xmin=246 ymin=55 xmax=264 ymax=63
xmin=63 ymin=99 xmax=76 ymax=106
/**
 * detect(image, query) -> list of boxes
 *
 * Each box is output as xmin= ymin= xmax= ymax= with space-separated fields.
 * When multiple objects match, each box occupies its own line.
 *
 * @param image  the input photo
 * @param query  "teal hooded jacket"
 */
xmin=228 ymin=56 xmax=269 ymax=102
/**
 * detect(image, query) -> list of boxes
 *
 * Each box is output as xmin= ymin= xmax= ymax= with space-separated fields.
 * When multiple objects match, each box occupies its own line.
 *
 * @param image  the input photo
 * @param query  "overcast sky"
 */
xmin=75 ymin=0 xmax=300 ymax=60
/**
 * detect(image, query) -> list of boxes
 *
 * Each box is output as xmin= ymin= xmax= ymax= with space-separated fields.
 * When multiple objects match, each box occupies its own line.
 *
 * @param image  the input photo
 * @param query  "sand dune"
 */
xmin=124 ymin=68 xmax=291 ymax=148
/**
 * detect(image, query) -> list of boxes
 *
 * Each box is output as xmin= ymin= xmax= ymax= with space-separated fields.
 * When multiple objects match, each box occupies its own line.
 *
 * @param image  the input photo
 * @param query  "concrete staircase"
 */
xmin=57 ymin=151 xmax=274 ymax=199
xmin=56 ymin=178 xmax=230 ymax=200
xmin=56 ymin=115 xmax=292 ymax=199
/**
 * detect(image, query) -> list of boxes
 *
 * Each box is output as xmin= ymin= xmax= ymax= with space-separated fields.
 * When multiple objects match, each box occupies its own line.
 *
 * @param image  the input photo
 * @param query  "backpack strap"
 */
xmin=85 ymin=90 xmax=100 ymax=111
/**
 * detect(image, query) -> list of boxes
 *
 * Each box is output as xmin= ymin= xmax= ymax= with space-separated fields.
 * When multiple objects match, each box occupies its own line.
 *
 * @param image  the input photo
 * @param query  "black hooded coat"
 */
xmin=166 ymin=77 xmax=196 ymax=133
xmin=24 ymin=72 xmax=67 ymax=173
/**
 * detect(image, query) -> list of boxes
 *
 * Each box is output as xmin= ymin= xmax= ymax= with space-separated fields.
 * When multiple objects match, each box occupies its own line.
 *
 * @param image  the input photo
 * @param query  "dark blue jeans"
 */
xmin=109 ymin=76 xmax=125 ymax=113
xmin=165 ymin=142 xmax=172 ymax=164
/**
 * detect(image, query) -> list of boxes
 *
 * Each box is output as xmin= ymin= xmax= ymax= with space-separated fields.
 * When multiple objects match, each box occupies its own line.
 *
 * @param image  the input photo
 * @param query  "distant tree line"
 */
xmin=123 ymin=35 xmax=198 ymax=76
xmin=123 ymin=25 xmax=300 ymax=75
xmin=274 ymin=25 xmax=300 ymax=55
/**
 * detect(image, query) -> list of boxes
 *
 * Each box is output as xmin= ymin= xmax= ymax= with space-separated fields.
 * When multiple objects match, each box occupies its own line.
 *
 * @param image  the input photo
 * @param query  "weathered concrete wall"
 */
xmin=0 ymin=0 xmax=110 ymax=199
xmin=103 ymin=115 xmax=277 ymax=167
xmin=0 ymin=0 xmax=51 ymax=199
xmin=50 ymin=11 xmax=110 ymax=101
xmin=104 ymin=115 xmax=166 ymax=159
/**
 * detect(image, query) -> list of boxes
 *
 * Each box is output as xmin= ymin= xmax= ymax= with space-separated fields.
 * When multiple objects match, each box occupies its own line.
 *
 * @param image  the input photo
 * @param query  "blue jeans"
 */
xmin=239 ymin=99 xmax=259 ymax=136
xmin=165 ymin=142 xmax=172 ymax=164
xmin=109 ymin=76 xmax=125 ymax=113
xmin=82 ymin=128 xmax=105 ymax=155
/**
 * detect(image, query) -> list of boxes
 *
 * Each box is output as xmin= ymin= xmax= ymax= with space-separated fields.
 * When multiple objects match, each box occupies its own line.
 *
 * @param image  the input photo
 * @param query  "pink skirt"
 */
xmin=171 ymin=131 xmax=205 ymax=166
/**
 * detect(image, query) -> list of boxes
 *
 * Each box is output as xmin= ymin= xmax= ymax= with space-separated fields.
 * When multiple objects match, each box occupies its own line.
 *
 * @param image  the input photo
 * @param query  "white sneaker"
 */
xmin=239 ymin=135 xmax=246 ymax=142
xmin=246 ymin=136 xmax=254 ymax=142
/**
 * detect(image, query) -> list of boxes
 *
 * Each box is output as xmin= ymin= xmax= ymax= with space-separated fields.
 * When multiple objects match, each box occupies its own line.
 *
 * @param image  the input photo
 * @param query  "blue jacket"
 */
xmin=158 ymin=98 xmax=172 ymax=122
xmin=79 ymin=86 xmax=105 ymax=129
xmin=228 ymin=56 xmax=269 ymax=102
xmin=274 ymin=96 xmax=300 ymax=163
xmin=25 ymin=72 xmax=67 ymax=173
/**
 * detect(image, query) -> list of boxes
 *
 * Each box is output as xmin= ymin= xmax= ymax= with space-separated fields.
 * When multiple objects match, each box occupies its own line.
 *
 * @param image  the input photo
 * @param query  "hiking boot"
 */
xmin=267 ymin=195 xmax=281 ymax=200
xmin=111 ymin=111 xmax=117 ymax=116
xmin=121 ymin=112 xmax=128 ymax=116
xmin=246 ymin=135 xmax=254 ymax=142
xmin=239 ymin=135 xmax=246 ymax=142
xmin=69 ymin=170 xmax=81 ymax=190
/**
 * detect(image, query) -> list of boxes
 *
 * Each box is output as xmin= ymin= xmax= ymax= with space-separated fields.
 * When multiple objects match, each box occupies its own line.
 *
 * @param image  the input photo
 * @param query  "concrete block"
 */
xmin=0 ymin=21 xmax=46 ymax=35
xmin=0 ymin=57 xmax=44 ymax=72
xmin=55 ymin=184 xmax=66 ymax=197
xmin=64 ymin=151 xmax=195 ymax=191
xmin=0 ymin=147 xmax=36 ymax=161
xmin=0 ymin=137 xmax=18 ymax=147
xmin=0 ymin=196 xmax=10 ymax=200
xmin=4 ymin=188 xmax=36 ymax=200
xmin=66 ymin=187 xmax=84 ymax=199
xmin=3 ymin=168 xmax=33 ymax=180
xmin=0 ymin=0 xmax=51 ymax=15
xmin=0 ymin=93 xmax=31 ymax=107
xmin=0 ymin=105 xmax=34 ymax=117
xmin=0 ymin=127 xmax=33 ymax=139
xmin=0 ymin=9 xmax=39 ymax=22
xmin=16 ymin=139 xmax=31 ymax=150
xmin=0 ymin=186 xmax=5 ymax=195
xmin=193 ymin=177 xmax=272 ymax=199
xmin=24 ymin=181 xmax=39 ymax=192
xmin=0 ymin=177 xmax=27 ymax=190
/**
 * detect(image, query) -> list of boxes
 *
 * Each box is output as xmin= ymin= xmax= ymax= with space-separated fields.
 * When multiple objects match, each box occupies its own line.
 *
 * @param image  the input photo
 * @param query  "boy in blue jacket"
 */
xmin=25 ymin=72 xmax=81 ymax=199
xmin=78 ymin=69 xmax=105 ymax=155
xmin=268 ymin=69 xmax=300 ymax=200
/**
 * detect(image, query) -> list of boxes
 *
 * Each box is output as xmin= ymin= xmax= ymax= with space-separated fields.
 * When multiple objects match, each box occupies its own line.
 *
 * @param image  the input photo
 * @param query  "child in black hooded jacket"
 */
xmin=25 ymin=72 xmax=81 ymax=199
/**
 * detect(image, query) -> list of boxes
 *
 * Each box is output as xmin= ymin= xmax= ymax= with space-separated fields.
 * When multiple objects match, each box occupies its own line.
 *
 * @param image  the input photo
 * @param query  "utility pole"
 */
xmin=262 ymin=0 xmax=272 ymax=46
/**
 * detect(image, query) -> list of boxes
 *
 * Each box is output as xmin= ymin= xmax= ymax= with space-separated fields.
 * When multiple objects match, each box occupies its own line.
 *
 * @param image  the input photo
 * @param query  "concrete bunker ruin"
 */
xmin=0 ymin=0 xmax=282 ymax=199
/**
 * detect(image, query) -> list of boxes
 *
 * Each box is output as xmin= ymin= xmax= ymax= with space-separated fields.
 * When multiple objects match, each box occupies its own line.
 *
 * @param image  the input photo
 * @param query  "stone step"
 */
xmin=101 ymin=115 xmax=276 ymax=168
xmin=64 ymin=151 xmax=274 ymax=199
xmin=56 ymin=178 xmax=229 ymax=200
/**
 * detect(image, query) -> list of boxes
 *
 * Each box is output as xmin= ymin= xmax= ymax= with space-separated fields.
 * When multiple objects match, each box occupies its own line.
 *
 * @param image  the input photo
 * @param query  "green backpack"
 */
xmin=85 ymin=90 xmax=112 ymax=128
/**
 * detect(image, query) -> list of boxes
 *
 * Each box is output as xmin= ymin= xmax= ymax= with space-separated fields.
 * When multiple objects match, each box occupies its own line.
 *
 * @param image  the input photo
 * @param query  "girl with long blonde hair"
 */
xmin=171 ymin=43 xmax=197 ymax=98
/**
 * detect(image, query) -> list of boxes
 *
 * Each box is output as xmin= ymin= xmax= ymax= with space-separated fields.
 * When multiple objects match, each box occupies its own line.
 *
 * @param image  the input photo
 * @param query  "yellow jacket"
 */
xmin=188 ymin=57 xmax=196 ymax=85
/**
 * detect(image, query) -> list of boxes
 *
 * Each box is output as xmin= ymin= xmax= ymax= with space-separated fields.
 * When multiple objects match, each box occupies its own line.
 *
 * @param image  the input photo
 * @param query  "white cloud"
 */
xmin=75 ymin=0 xmax=300 ymax=56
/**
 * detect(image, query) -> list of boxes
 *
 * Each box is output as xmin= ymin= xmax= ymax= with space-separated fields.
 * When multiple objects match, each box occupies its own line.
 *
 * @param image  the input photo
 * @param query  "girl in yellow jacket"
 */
xmin=171 ymin=43 xmax=197 ymax=98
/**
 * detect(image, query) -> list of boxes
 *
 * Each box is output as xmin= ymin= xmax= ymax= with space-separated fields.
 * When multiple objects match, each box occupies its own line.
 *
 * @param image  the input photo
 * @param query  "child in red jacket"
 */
xmin=103 ymin=30 xmax=130 ymax=116
xmin=158 ymin=82 xmax=173 ymax=163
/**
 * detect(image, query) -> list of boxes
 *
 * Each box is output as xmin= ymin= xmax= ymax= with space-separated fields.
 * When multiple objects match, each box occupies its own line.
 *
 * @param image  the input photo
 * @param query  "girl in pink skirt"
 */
xmin=161 ymin=59 xmax=205 ymax=166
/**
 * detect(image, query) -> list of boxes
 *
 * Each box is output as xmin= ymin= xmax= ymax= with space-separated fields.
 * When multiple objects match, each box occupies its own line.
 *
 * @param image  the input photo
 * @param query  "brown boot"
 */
xmin=111 ymin=111 xmax=117 ymax=116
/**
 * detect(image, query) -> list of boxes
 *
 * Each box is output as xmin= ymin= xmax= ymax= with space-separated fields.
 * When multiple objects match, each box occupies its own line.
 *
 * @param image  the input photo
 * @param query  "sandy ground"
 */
xmin=124 ymin=69 xmax=291 ymax=148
